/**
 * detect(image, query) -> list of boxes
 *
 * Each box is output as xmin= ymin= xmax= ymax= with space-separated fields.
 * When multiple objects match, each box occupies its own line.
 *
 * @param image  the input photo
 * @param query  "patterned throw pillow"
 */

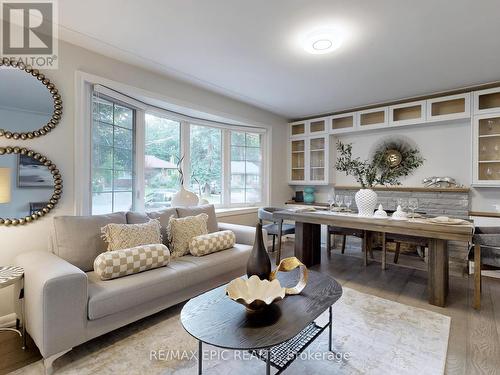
xmin=189 ymin=230 xmax=236 ymax=257
xmin=93 ymin=244 xmax=170 ymax=280
xmin=101 ymin=219 xmax=162 ymax=251
xmin=167 ymin=213 xmax=209 ymax=257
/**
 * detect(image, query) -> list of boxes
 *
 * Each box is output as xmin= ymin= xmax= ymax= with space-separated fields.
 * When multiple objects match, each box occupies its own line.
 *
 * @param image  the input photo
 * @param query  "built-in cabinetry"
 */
xmin=427 ymin=93 xmax=470 ymax=122
xmin=289 ymin=86 xmax=500 ymax=186
xmin=288 ymin=132 xmax=329 ymax=185
xmin=472 ymin=88 xmax=500 ymax=185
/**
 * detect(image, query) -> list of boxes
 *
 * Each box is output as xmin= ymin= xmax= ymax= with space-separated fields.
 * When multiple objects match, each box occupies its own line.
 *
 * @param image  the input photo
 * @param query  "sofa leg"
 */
xmin=44 ymin=349 xmax=72 ymax=375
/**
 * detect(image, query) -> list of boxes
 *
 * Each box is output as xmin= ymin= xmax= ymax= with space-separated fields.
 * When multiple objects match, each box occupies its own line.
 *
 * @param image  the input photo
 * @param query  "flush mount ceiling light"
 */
xmin=303 ymin=30 xmax=342 ymax=55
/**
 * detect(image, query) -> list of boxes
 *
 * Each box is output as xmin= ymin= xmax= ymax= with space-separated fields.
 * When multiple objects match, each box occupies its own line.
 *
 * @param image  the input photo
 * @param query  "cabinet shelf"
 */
xmin=310 ymin=149 xmax=325 ymax=152
xmin=479 ymin=160 xmax=500 ymax=163
xmin=478 ymin=134 xmax=500 ymax=138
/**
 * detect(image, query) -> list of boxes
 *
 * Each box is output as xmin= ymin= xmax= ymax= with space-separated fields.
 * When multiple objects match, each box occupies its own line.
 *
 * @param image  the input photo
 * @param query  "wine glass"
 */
xmin=335 ymin=194 xmax=344 ymax=208
xmin=344 ymin=195 xmax=352 ymax=212
xmin=327 ymin=188 xmax=335 ymax=211
xmin=408 ymin=198 xmax=418 ymax=218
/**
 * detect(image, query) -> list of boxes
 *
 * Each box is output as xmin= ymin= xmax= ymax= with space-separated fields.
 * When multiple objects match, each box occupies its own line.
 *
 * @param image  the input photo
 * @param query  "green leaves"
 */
xmin=335 ymin=140 xmax=424 ymax=188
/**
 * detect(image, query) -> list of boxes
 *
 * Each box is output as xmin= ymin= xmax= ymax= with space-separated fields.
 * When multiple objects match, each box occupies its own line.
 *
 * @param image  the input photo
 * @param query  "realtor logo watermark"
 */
xmin=1 ymin=0 xmax=58 ymax=68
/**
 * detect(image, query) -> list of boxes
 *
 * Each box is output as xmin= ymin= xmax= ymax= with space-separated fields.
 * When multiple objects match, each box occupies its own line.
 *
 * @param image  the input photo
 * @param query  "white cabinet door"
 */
xmin=389 ymin=100 xmax=426 ymax=127
xmin=289 ymin=121 xmax=307 ymax=138
xmin=427 ymin=93 xmax=470 ymax=122
xmin=357 ymin=107 xmax=389 ymax=130
xmin=308 ymin=118 xmax=328 ymax=135
xmin=330 ymin=112 xmax=357 ymax=134
xmin=473 ymin=113 xmax=500 ymax=186
xmin=308 ymin=135 xmax=329 ymax=185
xmin=474 ymin=88 xmax=500 ymax=115
xmin=289 ymin=137 xmax=307 ymax=184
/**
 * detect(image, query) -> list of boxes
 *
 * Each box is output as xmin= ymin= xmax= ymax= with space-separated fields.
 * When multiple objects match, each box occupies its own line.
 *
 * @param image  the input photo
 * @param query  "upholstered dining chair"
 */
xmin=258 ymin=207 xmax=295 ymax=265
xmin=470 ymin=227 xmax=500 ymax=310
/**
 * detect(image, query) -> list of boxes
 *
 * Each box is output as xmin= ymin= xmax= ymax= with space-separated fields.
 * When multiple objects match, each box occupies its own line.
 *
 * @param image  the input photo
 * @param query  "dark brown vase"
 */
xmin=246 ymin=222 xmax=271 ymax=280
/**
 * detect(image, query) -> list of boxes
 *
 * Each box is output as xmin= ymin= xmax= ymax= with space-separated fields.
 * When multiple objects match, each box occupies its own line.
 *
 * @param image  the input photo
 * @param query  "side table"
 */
xmin=0 ymin=266 xmax=26 ymax=349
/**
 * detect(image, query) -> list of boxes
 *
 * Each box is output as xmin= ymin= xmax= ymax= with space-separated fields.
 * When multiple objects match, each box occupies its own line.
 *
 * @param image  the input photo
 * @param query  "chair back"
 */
xmin=258 ymin=207 xmax=281 ymax=223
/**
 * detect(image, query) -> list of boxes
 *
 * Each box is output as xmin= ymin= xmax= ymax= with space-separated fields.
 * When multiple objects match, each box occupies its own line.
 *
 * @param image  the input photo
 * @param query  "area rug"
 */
xmin=10 ymin=287 xmax=450 ymax=375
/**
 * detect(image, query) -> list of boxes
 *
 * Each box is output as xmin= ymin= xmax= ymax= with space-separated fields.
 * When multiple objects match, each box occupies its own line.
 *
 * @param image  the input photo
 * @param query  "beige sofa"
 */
xmin=15 ymin=205 xmax=261 ymax=371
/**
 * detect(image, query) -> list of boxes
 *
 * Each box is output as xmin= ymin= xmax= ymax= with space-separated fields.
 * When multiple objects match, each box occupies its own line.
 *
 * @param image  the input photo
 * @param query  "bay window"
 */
xmin=189 ymin=125 xmax=223 ymax=205
xmin=144 ymin=113 xmax=181 ymax=211
xmin=88 ymin=87 xmax=267 ymax=214
xmin=91 ymin=95 xmax=135 ymax=214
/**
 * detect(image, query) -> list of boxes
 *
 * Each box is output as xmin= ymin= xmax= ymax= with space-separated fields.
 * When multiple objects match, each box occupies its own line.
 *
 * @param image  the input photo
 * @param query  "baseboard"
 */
xmin=0 ymin=313 xmax=17 ymax=328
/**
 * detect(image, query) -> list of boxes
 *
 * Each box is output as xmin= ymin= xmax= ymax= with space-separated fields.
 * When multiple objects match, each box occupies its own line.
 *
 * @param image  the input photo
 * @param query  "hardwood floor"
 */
xmin=2 ymin=240 xmax=500 ymax=374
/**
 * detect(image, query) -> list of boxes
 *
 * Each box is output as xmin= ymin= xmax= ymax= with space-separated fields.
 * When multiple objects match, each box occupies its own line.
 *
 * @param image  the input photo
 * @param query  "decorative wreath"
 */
xmin=371 ymin=140 xmax=424 ymax=185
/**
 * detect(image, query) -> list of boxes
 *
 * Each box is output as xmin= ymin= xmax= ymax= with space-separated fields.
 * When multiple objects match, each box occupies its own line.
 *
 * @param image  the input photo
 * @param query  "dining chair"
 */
xmin=385 ymin=234 xmax=427 ymax=264
xmin=258 ymin=207 xmax=295 ymax=265
xmin=326 ymin=226 xmax=374 ymax=265
xmin=470 ymin=227 xmax=500 ymax=310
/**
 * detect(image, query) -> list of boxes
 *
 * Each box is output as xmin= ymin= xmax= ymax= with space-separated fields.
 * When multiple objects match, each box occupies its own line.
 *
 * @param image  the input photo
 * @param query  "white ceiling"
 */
xmin=58 ymin=0 xmax=500 ymax=119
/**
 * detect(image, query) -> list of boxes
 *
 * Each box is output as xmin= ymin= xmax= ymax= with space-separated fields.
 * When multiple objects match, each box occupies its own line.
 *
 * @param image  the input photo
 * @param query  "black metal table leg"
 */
xmin=198 ymin=340 xmax=202 ymax=374
xmin=328 ymin=306 xmax=333 ymax=352
xmin=266 ymin=349 xmax=271 ymax=375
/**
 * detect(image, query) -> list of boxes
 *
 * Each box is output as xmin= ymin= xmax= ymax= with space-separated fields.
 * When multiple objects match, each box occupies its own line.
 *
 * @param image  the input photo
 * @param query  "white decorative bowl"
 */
xmin=226 ymin=275 xmax=285 ymax=311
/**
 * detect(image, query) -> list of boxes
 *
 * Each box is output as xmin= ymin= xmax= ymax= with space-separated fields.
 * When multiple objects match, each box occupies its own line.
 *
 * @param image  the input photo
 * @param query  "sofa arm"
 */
xmin=218 ymin=223 xmax=268 ymax=249
xmin=16 ymin=251 xmax=88 ymax=358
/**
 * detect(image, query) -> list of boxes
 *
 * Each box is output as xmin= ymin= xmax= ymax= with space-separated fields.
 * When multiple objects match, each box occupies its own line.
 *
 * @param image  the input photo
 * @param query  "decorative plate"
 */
xmin=428 ymin=216 xmax=467 ymax=225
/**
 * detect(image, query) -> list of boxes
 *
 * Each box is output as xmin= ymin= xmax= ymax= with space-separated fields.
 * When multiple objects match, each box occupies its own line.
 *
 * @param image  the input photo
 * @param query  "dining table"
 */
xmin=273 ymin=210 xmax=474 ymax=307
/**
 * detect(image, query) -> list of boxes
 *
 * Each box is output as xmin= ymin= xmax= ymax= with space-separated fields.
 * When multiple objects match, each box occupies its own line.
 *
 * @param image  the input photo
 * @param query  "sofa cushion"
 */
xmin=101 ymin=219 xmax=162 ymax=251
xmin=87 ymin=243 xmax=252 ymax=320
xmin=177 ymin=204 xmax=218 ymax=233
xmin=127 ymin=208 xmax=178 ymax=245
xmin=52 ymin=212 xmax=127 ymax=272
xmin=94 ymin=243 xmax=170 ymax=280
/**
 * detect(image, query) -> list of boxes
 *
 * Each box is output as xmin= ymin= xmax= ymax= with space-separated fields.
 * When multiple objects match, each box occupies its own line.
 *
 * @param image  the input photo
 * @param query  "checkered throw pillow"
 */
xmin=93 ymin=244 xmax=170 ymax=280
xmin=189 ymin=230 xmax=236 ymax=257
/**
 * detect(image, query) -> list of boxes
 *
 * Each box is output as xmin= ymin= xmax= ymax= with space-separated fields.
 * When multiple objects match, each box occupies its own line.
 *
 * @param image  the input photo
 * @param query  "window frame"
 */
xmin=76 ymin=75 xmax=268 ymax=215
xmin=90 ymin=93 xmax=138 ymax=215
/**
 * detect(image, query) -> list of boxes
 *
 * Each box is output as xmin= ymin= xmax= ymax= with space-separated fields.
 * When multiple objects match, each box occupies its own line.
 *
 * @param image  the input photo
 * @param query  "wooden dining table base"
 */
xmin=294 ymin=221 xmax=450 ymax=307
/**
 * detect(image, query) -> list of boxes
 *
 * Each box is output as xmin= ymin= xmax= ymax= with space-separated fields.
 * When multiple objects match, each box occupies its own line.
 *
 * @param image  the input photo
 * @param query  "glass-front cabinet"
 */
xmin=473 ymin=114 xmax=500 ymax=186
xmin=288 ymin=135 xmax=329 ymax=185
xmin=289 ymin=138 xmax=306 ymax=184
xmin=309 ymin=136 xmax=327 ymax=183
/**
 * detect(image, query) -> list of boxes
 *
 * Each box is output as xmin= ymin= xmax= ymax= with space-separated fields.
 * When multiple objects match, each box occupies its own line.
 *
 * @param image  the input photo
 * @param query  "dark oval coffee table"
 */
xmin=181 ymin=270 xmax=343 ymax=374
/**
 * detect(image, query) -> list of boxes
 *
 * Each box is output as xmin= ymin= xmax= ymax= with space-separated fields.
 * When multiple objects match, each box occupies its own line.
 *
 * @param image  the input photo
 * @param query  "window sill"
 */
xmin=215 ymin=206 xmax=259 ymax=218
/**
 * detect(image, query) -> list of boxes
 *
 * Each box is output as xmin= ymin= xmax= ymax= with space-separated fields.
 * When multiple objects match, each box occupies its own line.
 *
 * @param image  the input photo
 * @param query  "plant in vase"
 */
xmin=335 ymin=140 xmax=424 ymax=216
xmin=171 ymin=156 xmax=199 ymax=207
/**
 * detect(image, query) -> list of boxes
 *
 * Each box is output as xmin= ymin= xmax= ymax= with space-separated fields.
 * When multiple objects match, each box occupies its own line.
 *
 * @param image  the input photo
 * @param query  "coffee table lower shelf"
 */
xmin=197 ymin=306 xmax=333 ymax=374
xmin=250 ymin=317 xmax=331 ymax=374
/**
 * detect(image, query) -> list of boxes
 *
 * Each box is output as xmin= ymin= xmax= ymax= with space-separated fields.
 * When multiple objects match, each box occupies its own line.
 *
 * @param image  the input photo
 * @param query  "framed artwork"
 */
xmin=18 ymin=155 xmax=53 ymax=188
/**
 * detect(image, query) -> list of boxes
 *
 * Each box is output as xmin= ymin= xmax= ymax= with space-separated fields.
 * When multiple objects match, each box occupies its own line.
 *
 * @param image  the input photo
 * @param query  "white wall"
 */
xmin=297 ymin=119 xmax=499 ymax=211
xmin=0 ymin=40 xmax=291 ymax=317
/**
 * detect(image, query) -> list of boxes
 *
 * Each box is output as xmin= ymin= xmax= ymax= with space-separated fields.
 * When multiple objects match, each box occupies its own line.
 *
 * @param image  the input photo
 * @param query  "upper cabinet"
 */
xmin=308 ymin=136 xmax=329 ymax=184
xmin=474 ymin=88 xmax=500 ymax=115
xmin=289 ymin=138 xmax=307 ymax=184
xmin=330 ymin=112 xmax=357 ymax=134
xmin=427 ymin=93 xmax=470 ymax=122
xmin=358 ymin=107 xmax=388 ymax=130
xmin=288 ymin=86 xmax=500 ymax=186
xmin=289 ymin=121 xmax=306 ymax=138
xmin=288 ymin=135 xmax=329 ymax=185
xmin=473 ymin=113 xmax=500 ymax=186
xmin=308 ymin=118 xmax=328 ymax=135
xmin=389 ymin=100 xmax=426 ymax=126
